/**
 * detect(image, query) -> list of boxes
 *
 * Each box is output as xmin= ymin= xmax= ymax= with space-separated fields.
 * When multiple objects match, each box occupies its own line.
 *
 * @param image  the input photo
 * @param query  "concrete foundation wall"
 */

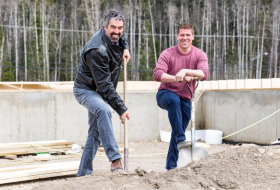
xmin=201 ymin=91 xmax=280 ymax=144
xmin=0 ymin=90 xmax=279 ymax=145
xmin=0 ymin=91 xmax=173 ymax=146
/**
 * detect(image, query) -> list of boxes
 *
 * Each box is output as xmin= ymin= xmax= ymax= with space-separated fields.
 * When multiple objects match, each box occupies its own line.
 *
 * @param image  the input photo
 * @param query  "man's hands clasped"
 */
xmin=175 ymin=69 xmax=193 ymax=82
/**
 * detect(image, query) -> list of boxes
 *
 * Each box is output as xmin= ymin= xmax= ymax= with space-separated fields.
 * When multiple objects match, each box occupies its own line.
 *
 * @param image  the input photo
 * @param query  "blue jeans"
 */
xmin=156 ymin=89 xmax=191 ymax=170
xmin=73 ymin=87 xmax=121 ymax=176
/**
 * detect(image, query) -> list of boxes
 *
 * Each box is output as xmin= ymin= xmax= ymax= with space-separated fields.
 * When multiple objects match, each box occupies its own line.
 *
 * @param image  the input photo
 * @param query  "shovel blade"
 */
xmin=178 ymin=147 xmax=209 ymax=168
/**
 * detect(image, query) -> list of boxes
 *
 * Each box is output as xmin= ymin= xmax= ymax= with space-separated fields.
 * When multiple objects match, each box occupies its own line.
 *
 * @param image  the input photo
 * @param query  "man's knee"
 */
xmin=95 ymin=106 xmax=112 ymax=118
xmin=167 ymin=96 xmax=180 ymax=107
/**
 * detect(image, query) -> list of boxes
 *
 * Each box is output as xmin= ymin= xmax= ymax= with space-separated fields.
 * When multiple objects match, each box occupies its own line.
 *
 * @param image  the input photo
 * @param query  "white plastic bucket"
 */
xmin=205 ymin=130 xmax=223 ymax=144
xmin=160 ymin=130 xmax=171 ymax=142
xmin=160 ymin=130 xmax=206 ymax=142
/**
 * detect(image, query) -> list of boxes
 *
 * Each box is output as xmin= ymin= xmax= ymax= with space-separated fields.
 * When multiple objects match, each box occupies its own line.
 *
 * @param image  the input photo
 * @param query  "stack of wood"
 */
xmin=0 ymin=161 xmax=79 ymax=184
xmin=0 ymin=140 xmax=74 ymax=157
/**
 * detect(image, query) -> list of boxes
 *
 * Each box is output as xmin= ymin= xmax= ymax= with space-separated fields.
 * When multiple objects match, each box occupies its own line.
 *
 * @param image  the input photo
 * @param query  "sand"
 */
xmin=1 ymin=141 xmax=280 ymax=190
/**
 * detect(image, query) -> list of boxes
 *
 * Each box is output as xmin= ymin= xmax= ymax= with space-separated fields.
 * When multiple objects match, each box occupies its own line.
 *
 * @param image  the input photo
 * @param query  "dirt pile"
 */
xmin=32 ymin=145 xmax=280 ymax=190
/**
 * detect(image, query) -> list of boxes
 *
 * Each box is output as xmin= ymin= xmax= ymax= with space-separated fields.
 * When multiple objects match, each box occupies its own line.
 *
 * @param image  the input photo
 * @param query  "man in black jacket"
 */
xmin=73 ymin=9 xmax=130 ymax=176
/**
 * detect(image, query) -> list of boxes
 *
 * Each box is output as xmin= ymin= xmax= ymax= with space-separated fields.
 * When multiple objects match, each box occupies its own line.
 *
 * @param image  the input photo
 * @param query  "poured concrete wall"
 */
xmin=201 ymin=91 xmax=280 ymax=144
xmin=0 ymin=85 xmax=280 ymax=145
xmin=0 ymin=91 xmax=175 ymax=146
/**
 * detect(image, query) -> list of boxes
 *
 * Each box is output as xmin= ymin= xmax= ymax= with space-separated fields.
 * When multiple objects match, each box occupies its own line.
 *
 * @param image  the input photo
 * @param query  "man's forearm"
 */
xmin=160 ymin=73 xmax=176 ymax=83
xmin=161 ymin=69 xmax=205 ymax=83
xmin=183 ymin=69 xmax=204 ymax=80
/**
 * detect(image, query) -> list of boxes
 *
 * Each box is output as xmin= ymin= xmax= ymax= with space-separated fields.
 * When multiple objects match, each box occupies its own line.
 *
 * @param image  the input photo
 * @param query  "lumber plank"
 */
xmin=0 ymin=148 xmax=72 ymax=156
xmin=0 ymin=145 xmax=72 ymax=152
xmin=0 ymin=161 xmax=77 ymax=173
xmin=2 ymin=140 xmax=67 ymax=144
xmin=0 ymin=151 xmax=28 ymax=156
xmin=34 ymin=154 xmax=51 ymax=161
xmin=3 ymin=155 xmax=17 ymax=160
xmin=0 ymin=161 xmax=79 ymax=180
xmin=27 ymin=148 xmax=71 ymax=154
xmin=0 ymin=142 xmax=74 ymax=149
xmin=0 ymin=171 xmax=76 ymax=185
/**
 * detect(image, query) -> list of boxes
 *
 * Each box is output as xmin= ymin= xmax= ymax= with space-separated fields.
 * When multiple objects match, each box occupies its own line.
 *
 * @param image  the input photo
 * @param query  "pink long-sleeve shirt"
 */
xmin=153 ymin=45 xmax=209 ymax=101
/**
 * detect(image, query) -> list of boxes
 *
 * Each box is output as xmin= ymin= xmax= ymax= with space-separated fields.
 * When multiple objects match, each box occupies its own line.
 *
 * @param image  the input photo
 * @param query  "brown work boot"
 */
xmin=111 ymin=159 xmax=123 ymax=172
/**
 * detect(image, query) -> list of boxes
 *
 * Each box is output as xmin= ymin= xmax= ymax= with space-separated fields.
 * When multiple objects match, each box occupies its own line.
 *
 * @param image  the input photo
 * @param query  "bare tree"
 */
xmin=201 ymin=4 xmax=206 ymax=50
xmin=94 ymin=0 xmax=100 ymax=32
xmin=237 ymin=3 xmax=242 ymax=79
xmin=270 ymin=1 xmax=279 ymax=78
xmin=71 ymin=23 xmax=74 ymax=81
xmin=22 ymin=2 xmax=28 ymax=81
xmin=223 ymin=1 xmax=227 ymax=79
xmin=143 ymin=20 xmax=149 ymax=69
xmin=259 ymin=6 xmax=266 ymax=79
xmin=41 ymin=2 xmax=46 ymax=81
xmin=0 ymin=4 xmax=5 ymax=81
xmin=137 ymin=5 xmax=142 ymax=81
xmin=148 ymin=0 xmax=157 ymax=65
xmin=241 ymin=5 xmax=245 ymax=79
xmin=245 ymin=3 xmax=249 ymax=78
xmin=58 ymin=4 xmax=65 ymax=81
xmin=0 ymin=35 xmax=4 ymax=81
xmin=84 ymin=0 xmax=94 ymax=33
xmin=34 ymin=1 xmax=40 ymax=81
xmin=45 ymin=11 xmax=50 ymax=81
xmin=14 ymin=2 xmax=18 ymax=81
xmin=256 ymin=28 xmax=260 ymax=78
xmin=168 ymin=3 xmax=177 ymax=48
xmin=0 ymin=28 xmax=4 ymax=81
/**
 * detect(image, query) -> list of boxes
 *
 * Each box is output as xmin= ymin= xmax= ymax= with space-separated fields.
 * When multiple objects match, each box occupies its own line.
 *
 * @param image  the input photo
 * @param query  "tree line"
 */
xmin=0 ymin=0 xmax=279 ymax=82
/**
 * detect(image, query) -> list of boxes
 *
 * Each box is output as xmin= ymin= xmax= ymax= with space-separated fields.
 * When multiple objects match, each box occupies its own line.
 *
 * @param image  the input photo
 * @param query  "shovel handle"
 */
xmin=178 ymin=76 xmax=199 ymax=83
xmin=123 ymin=57 xmax=128 ymax=170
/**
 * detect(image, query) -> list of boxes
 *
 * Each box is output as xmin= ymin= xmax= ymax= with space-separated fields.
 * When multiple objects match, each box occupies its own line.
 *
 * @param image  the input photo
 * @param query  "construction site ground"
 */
xmin=1 ymin=141 xmax=280 ymax=190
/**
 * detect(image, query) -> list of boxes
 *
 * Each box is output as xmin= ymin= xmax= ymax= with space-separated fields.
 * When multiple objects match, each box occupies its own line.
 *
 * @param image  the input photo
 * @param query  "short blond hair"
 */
xmin=177 ymin=23 xmax=194 ymax=35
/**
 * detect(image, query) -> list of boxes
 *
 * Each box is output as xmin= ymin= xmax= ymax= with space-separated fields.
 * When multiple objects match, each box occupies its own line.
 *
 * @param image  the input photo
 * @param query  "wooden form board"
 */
xmin=1 ymin=80 xmax=280 ymax=92
xmin=3 ymin=155 xmax=17 ymax=160
xmin=0 ymin=161 xmax=79 ymax=184
xmin=0 ymin=171 xmax=77 ymax=184
xmin=0 ymin=161 xmax=77 ymax=173
xmin=0 ymin=145 xmax=72 ymax=151
xmin=0 ymin=82 xmax=74 ymax=92
xmin=0 ymin=141 xmax=74 ymax=149
xmin=0 ymin=140 xmax=74 ymax=156
xmin=0 ymin=148 xmax=72 ymax=156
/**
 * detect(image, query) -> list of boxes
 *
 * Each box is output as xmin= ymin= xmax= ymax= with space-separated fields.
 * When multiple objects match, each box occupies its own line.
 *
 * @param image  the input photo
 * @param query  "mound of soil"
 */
xmin=32 ymin=145 xmax=280 ymax=190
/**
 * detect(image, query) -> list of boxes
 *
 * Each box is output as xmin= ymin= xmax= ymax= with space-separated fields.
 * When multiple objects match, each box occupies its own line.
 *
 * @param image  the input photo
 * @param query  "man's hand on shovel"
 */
xmin=123 ymin=49 xmax=130 ymax=63
xmin=120 ymin=110 xmax=130 ymax=124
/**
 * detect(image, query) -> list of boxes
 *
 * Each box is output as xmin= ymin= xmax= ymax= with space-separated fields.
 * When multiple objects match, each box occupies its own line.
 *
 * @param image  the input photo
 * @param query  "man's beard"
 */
xmin=110 ymin=32 xmax=121 ymax=43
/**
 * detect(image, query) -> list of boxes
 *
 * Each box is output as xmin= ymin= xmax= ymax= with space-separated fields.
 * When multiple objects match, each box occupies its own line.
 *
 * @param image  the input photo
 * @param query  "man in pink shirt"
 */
xmin=153 ymin=23 xmax=209 ymax=170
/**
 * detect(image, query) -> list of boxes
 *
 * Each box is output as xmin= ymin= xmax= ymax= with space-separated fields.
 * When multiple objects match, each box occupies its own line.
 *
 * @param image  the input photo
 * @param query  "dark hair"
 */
xmin=177 ymin=23 xmax=194 ymax=35
xmin=103 ymin=9 xmax=126 ymax=27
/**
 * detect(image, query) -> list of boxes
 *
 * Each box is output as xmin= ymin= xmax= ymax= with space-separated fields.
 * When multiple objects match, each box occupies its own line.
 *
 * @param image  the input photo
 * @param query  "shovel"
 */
xmin=178 ymin=77 xmax=209 ymax=168
xmin=123 ymin=57 xmax=128 ymax=170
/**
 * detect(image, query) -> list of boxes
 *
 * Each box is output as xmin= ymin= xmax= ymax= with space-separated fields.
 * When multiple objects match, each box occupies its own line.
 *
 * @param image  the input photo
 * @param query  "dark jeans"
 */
xmin=73 ymin=87 xmax=121 ymax=176
xmin=156 ymin=89 xmax=191 ymax=170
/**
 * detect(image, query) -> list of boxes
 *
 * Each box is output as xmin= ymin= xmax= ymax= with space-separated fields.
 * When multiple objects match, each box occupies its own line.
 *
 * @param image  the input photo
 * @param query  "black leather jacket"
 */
xmin=74 ymin=28 xmax=129 ymax=116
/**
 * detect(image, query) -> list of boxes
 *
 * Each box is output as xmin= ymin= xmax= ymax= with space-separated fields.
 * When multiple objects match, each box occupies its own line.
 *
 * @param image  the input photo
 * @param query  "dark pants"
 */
xmin=156 ymin=89 xmax=191 ymax=170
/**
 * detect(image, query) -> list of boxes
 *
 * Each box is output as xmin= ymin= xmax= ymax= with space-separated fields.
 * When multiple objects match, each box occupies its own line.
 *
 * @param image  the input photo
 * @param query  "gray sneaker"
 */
xmin=177 ymin=141 xmax=191 ymax=151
